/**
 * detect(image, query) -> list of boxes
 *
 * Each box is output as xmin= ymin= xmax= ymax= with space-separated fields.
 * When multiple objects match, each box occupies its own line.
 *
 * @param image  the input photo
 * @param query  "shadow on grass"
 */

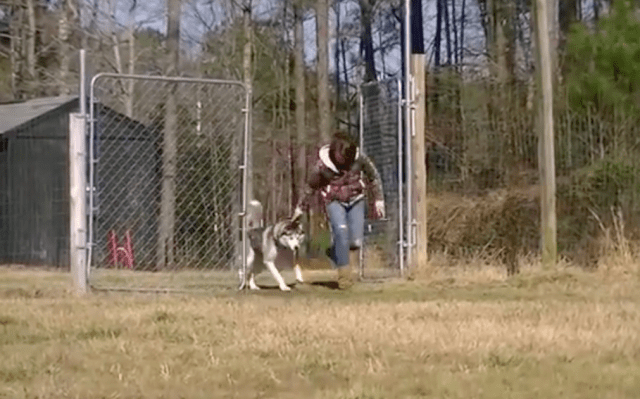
xmin=251 ymin=281 xmax=340 ymax=291
xmin=309 ymin=281 xmax=340 ymax=290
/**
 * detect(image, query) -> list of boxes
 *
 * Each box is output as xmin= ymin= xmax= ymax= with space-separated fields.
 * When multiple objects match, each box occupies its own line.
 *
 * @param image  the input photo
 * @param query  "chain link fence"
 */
xmin=426 ymin=75 xmax=640 ymax=270
xmin=88 ymin=74 xmax=249 ymax=291
xmin=358 ymin=79 xmax=405 ymax=279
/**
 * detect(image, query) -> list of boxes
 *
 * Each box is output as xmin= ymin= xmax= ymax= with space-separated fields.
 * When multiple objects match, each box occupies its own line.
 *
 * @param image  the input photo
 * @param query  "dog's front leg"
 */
xmin=294 ymin=264 xmax=304 ymax=283
xmin=264 ymin=261 xmax=291 ymax=291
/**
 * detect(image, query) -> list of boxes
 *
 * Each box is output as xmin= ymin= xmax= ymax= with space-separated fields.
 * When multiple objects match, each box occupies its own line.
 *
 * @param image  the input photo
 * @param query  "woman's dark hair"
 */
xmin=329 ymin=131 xmax=358 ymax=170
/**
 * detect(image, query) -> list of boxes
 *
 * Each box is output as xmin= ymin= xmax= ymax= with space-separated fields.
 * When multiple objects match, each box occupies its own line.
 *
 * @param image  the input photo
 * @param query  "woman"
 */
xmin=294 ymin=131 xmax=386 ymax=289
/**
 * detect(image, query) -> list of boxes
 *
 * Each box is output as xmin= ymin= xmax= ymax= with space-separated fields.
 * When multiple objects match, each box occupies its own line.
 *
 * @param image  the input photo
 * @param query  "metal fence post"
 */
xmin=70 ymin=113 xmax=88 ymax=295
xmin=240 ymin=86 xmax=252 ymax=290
xmin=358 ymin=85 xmax=365 ymax=280
xmin=397 ymin=79 xmax=405 ymax=277
xmin=403 ymin=0 xmax=413 ymax=273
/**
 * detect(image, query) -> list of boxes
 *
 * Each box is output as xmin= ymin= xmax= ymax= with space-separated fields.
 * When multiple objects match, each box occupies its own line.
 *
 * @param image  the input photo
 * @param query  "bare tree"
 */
xmin=435 ymin=0 xmax=442 ymax=67
xmin=360 ymin=0 xmax=376 ymax=82
xmin=460 ymin=0 xmax=466 ymax=68
xmin=57 ymin=0 xmax=76 ymax=95
xmin=25 ymin=0 xmax=36 ymax=81
xmin=126 ymin=8 xmax=135 ymax=117
xmin=293 ymin=0 xmax=306 ymax=208
xmin=444 ymin=0 xmax=451 ymax=64
xmin=316 ymin=0 xmax=331 ymax=140
xmin=452 ymin=0 xmax=458 ymax=64
xmin=558 ymin=0 xmax=579 ymax=71
xmin=411 ymin=0 xmax=424 ymax=54
xmin=243 ymin=1 xmax=255 ymax=204
xmin=8 ymin=0 xmax=23 ymax=99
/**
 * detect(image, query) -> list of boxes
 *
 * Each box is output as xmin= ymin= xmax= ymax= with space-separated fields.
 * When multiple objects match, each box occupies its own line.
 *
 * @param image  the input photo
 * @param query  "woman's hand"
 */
xmin=375 ymin=200 xmax=386 ymax=219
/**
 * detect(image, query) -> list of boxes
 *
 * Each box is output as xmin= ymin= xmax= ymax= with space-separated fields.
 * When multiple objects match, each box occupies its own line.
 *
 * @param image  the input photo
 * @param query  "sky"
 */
xmin=80 ymin=0 xmax=605 ymax=83
xmin=82 ymin=0 xmax=486 ymax=80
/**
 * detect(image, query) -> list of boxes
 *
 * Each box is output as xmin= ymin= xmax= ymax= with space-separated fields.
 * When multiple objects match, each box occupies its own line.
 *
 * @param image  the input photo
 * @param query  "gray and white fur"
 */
xmin=239 ymin=200 xmax=305 ymax=291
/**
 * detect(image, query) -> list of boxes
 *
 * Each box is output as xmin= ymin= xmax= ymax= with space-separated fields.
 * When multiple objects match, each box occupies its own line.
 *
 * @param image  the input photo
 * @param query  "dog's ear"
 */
xmin=290 ymin=214 xmax=301 ymax=224
xmin=287 ymin=218 xmax=300 ymax=230
xmin=289 ymin=212 xmax=303 ymax=227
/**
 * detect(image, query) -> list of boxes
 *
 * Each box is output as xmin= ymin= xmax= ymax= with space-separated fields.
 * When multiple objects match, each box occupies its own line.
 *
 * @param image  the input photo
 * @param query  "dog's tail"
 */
xmin=247 ymin=199 xmax=264 ymax=229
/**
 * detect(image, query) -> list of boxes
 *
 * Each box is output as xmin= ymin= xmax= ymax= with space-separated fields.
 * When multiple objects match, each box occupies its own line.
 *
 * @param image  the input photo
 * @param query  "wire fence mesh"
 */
xmin=88 ymin=75 xmax=248 ymax=291
xmin=425 ymin=75 xmax=640 ymax=270
xmin=358 ymin=78 xmax=404 ymax=279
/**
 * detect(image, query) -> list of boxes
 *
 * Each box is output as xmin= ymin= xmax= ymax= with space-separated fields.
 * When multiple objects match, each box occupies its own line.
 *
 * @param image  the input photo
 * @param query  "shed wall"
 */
xmin=0 ymin=102 xmax=76 ymax=267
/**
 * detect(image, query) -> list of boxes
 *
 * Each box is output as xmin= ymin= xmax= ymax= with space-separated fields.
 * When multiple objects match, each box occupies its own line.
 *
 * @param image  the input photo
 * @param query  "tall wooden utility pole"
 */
xmin=534 ymin=0 xmax=557 ymax=267
xmin=294 ymin=1 xmax=306 ymax=209
xmin=158 ymin=0 xmax=181 ymax=269
xmin=411 ymin=54 xmax=428 ymax=274
xmin=411 ymin=0 xmax=427 ymax=274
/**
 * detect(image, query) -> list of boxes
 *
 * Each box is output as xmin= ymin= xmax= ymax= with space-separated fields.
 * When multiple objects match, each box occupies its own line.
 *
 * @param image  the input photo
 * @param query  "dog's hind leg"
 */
xmin=265 ymin=261 xmax=291 ymax=291
xmin=248 ymin=272 xmax=260 ymax=290
xmin=294 ymin=264 xmax=304 ymax=284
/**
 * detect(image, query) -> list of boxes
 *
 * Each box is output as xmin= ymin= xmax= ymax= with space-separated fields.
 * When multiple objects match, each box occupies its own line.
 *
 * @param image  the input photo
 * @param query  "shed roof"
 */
xmin=0 ymin=95 xmax=78 ymax=135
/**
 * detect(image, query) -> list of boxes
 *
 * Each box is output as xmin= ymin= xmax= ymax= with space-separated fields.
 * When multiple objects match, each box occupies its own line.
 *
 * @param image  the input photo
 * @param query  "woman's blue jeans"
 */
xmin=326 ymin=199 xmax=365 ymax=268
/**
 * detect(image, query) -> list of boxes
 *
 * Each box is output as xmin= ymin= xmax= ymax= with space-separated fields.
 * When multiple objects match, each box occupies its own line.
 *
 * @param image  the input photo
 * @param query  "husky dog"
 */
xmin=239 ymin=200 xmax=305 ymax=291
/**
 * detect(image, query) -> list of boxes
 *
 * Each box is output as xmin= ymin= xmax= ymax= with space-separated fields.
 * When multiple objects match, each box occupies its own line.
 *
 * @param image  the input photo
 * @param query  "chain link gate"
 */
xmin=87 ymin=74 xmax=250 ymax=292
xmin=358 ymin=78 xmax=406 ymax=279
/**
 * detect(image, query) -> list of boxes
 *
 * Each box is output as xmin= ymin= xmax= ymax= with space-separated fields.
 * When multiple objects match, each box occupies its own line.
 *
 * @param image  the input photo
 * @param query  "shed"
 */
xmin=0 ymin=96 xmax=160 ymax=268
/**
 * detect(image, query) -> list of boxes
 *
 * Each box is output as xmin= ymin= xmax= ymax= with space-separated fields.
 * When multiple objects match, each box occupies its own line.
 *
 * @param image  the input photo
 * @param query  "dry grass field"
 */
xmin=1 ymin=256 xmax=639 ymax=399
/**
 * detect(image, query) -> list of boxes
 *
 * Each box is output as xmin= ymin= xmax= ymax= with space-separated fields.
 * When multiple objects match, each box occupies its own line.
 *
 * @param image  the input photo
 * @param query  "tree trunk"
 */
xmin=243 ymin=3 xmax=254 ymax=204
xmin=293 ymin=2 xmax=306 ymax=208
xmin=547 ymin=0 xmax=559 ymax=75
xmin=341 ymin=36 xmax=351 ymax=134
xmin=111 ymin=32 xmax=122 ymax=74
xmin=558 ymin=0 xmax=578 ymax=69
xmin=444 ymin=0 xmax=452 ymax=64
xmin=360 ymin=0 xmax=376 ymax=82
xmin=435 ymin=0 xmax=442 ymax=67
xmin=158 ymin=0 xmax=181 ymax=269
xmin=316 ymin=0 xmax=331 ymax=139
xmin=25 ymin=0 xmax=36 ymax=81
xmin=126 ymin=19 xmax=135 ymax=118
xmin=452 ymin=0 xmax=458 ymax=65
xmin=283 ymin=0 xmax=292 ymax=215
xmin=58 ymin=0 xmax=72 ymax=95
xmin=494 ymin=1 xmax=510 ymax=84
xmin=334 ymin=1 xmax=341 ymax=108
xmin=411 ymin=0 xmax=424 ymax=53
xmin=460 ymin=0 xmax=466 ymax=69
xmin=9 ymin=0 xmax=22 ymax=99
xmin=483 ymin=0 xmax=517 ymax=179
